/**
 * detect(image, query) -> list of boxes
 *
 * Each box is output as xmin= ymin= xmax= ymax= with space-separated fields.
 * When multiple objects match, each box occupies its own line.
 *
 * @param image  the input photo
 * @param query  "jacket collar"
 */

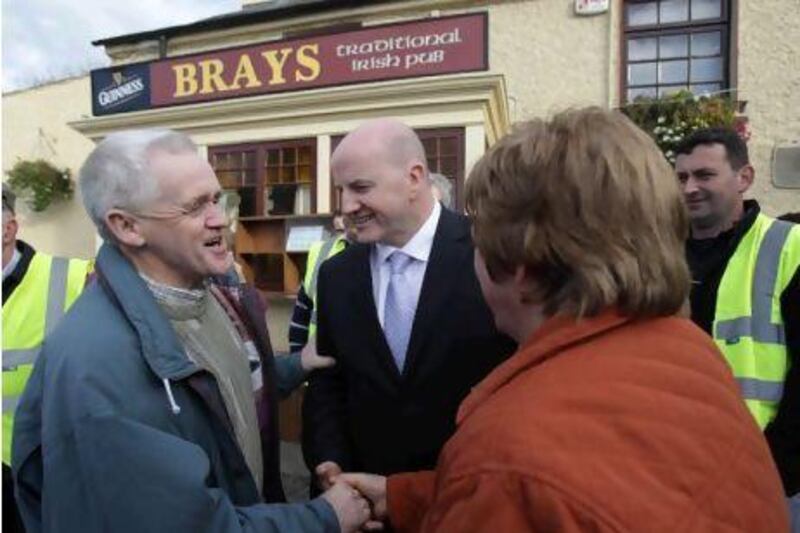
xmin=95 ymin=242 xmax=199 ymax=381
xmin=456 ymin=308 xmax=632 ymax=424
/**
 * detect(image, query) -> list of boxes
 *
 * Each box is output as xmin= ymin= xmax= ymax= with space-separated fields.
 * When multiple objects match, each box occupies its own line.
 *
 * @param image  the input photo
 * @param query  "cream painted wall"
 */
xmin=736 ymin=0 xmax=800 ymax=216
xmin=2 ymin=75 xmax=97 ymax=259
xmin=488 ymin=0 xmax=615 ymax=122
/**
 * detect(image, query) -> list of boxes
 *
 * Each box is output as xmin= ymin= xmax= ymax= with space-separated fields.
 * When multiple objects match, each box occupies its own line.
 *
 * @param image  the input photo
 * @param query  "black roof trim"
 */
xmin=93 ymin=0 xmax=396 ymax=47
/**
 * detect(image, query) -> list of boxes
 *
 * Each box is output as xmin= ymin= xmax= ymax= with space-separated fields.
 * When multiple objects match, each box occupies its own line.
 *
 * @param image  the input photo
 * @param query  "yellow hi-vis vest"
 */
xmin=302 ymin=235 xmax=347 ymax=340
xmin=713 ymin=213 xmax=800 ymax=429
xmin=2 ymin=253 xmax=90 ymax=465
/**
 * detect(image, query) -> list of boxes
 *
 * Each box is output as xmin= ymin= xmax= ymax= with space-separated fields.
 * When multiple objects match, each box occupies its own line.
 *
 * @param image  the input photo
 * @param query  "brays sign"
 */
xmin=91 ymin=13 xmax=487 ymax=116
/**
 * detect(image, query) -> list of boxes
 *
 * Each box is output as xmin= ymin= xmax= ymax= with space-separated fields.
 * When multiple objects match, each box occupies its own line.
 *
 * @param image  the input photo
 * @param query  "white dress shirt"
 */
xmin=371 ymin=201 xmax=441 ymax=328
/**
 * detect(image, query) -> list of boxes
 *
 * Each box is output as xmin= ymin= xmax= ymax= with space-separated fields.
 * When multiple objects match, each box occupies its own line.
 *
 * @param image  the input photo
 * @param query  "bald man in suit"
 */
xmin=302 ymin=119 xmax=515 ymax=491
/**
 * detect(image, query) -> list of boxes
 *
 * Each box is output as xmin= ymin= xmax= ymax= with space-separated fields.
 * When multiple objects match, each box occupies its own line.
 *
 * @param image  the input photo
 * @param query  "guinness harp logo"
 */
xmin=97 ymin=70 xmax=146 ymax=110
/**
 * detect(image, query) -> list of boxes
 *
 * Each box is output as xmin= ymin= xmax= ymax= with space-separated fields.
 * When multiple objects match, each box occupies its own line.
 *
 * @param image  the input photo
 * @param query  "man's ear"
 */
xmin=407 ymin=161 xmax=426 ymax=199
xmin=737 ymin=164 xmax=755 ymax=194
xmin=105 ymin=209 xmax=146 ymax=247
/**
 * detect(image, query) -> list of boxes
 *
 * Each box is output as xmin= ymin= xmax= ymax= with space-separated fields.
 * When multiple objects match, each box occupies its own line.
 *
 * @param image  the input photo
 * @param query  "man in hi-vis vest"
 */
xmin=2 ymin=189 xmax=91 ymax=532
xmin=676 ymin=128 xmax=800 ymax=524
xmin=288 ymin=213 xmax=350 ymax=357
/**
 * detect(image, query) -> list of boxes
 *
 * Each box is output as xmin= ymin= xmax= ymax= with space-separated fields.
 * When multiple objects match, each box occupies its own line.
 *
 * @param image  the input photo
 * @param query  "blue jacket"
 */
xmin=12 ymin=243 xmax=338 ymax=532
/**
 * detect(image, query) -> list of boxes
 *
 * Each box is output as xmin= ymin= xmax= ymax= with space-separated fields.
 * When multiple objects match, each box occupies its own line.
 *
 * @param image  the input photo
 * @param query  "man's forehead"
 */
xmin=150 ymin=151 xmax=219 ymax=197
xmin=677 ymin=143 xmax=730 ymax=168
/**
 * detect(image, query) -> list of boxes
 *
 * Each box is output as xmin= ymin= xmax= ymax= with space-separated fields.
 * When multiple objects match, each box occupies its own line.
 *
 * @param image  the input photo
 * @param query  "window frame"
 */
xmin=621 ymin=0 xmax=732 ymax=103
xmin=208 ymin=138 xmax=317 ymax=218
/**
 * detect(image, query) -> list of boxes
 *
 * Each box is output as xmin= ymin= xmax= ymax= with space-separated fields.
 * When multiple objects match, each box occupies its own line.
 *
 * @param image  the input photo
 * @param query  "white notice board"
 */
xmin=286 ymin=225 xmax=326 ymax=252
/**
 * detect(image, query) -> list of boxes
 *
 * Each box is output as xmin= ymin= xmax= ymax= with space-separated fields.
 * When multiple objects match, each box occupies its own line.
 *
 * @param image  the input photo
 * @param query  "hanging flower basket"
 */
xmin=620 ymin=90 xmax=745 ymax=164
xmin=5 ymin=159 xmax=74 ymax=212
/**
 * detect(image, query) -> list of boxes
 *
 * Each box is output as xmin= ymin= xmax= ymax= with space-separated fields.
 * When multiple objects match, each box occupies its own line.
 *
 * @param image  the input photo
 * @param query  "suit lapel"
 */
xmin=403 ymin=209 xmax=471 ymax=378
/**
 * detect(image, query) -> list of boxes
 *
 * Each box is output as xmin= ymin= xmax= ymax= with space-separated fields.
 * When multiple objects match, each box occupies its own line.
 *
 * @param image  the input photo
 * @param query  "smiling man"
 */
xmin=301 ymin=118 xmax=514 ymax=492
xmin=675 ymin=128 xmax=800 ymax=520
xmin=10 ymin=130 xmax=373 ymax=533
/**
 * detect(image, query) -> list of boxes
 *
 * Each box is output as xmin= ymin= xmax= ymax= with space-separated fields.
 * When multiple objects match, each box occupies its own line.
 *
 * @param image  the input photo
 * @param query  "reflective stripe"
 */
xmin=2 ymin=258 xmax=69 ymax=371
xmin=308 ymin=237 xmax=338 ymax=300
xmin=737 ymin=377 xmax=784 ymax=402
xmin=2 ymin=348 xmax=39 ymax=370
xmin=46 ymin=257 xmax=69 ymax=336
xmin=2 ymin=395 xmax=20 ymax=414
xmin=715 ymin=220 xmax=792 ymax=345
xmin=716 ymin=317 xmax=785 ymax=345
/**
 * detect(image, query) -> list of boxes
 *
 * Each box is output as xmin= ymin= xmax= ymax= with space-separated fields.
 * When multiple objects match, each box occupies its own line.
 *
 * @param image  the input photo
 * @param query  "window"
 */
xmin=419 ymin=128 xmax=465 ymax=211
xmin=209 ymin=139 xmax=316 ymax=217
xmin=623 ymin=0 xmax=730 ymax=101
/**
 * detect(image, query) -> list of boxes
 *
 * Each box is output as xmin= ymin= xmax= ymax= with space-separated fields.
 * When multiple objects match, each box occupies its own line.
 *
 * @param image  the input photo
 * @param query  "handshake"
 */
xmin=317 ymin=461 xmax=388 ymax=532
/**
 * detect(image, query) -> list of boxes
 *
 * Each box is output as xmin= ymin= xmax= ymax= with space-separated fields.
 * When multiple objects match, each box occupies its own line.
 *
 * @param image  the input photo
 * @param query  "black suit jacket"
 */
xmin=302 ymin=208 xmax=515 ymax=478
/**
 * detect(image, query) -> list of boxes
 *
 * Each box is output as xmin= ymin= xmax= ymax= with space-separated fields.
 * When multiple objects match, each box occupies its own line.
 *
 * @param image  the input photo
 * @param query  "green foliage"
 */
xmin=5 ymin=159 xmax=74 ymax=212
xmin=620 ymin=90 xmax=742 ymax=163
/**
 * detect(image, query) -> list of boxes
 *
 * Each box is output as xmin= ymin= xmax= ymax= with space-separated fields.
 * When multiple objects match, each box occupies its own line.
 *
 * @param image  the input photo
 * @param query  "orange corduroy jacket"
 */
xmin=388 ymin=311 xmax=788 ymax=532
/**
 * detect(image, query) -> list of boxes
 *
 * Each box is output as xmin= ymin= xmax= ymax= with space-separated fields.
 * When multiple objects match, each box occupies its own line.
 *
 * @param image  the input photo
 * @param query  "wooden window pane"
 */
xmin=629 ymin=62 xmax=657 ymax=86
xmin=243 ymin=169 xmax=257 ymax=186
xmin=629 ymin=37 xmax=657 ymax=60
xmin=627 ymin=2 xmax=657 ymax=26
xmin=660 ymin=60 xmax=688 ymax=83
xmin=690 ymin=57 xmax=722 ymax=82
xmin=628 ymin=86 xmax=657 ymax=100
xmin=283 ymin=148 xmax=296 ymax=165
xmin=266 ymin=166 xmax=280 ymax=184
xmin=239 ymin=186 xmax=257 ymax=217
xmin=269 ymin=185 xmax=299 ymax=215
xmin=280 ymin=166 xmax=295 ymax=183
xmin=440 ymin=157 xmax=458 ymax=177
xmin=421 ymin=138 xmax=437 ymax=155
xmin=691 ymin=31 xmax=721 ymax=56
xmin=658 ymin=85 xmax=686 ymax=97
xmin=440 ymin=138 xmax=458 ymax=156
xmin=295 ymin=184 xmax=312 ymax=215
xmin=244 ymin=152 xmax=256 ymax=168
xmin=298 ymin=146 xmax=312 ymax=164
xmin=267 ymin=150 xmax=280 ymax=166
xmin=660 ymin=0 xmax=689 ymax=24
xmin=659 ymin=34 xmax=688 ymax=58
xmin=690 ymin=82 xmax=721 ymax=96
xmin=297 ymin=165 xmax=312 ymax=183
xmin=691 ymin=0 xmax=721 ymax=20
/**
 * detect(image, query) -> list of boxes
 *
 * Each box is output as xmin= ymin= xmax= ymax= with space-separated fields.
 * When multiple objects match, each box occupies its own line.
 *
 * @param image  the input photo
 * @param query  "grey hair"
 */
xmin=429 ymin=172 xmax=454 ymax=209
xmin=79 ymin=129 xmax=197 ymax=241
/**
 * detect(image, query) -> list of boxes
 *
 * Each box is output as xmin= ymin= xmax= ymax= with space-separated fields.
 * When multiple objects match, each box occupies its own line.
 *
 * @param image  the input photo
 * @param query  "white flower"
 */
xmin=658 ymin=116 xmax=666 ymax=124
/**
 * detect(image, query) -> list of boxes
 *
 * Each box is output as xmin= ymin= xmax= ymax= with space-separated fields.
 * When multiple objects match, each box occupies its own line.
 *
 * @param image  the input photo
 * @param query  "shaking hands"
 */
xmin=317 ymin=461 xmax=388 ymax=532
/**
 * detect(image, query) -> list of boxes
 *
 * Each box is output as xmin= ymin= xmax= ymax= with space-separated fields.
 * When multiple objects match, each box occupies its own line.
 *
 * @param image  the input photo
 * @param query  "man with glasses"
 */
xmin=11 ymin=130 xmax=373 ymax=532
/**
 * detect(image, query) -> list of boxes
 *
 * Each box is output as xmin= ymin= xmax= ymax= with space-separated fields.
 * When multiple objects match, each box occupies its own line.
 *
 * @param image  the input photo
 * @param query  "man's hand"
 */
xmin=315 ymin=461 xmax=342 ymax=491
xmin=339 ymin=473 xmax=388 ymax=520
xmin=300 ymin=336 xmax=336 ymax=372
xmin=321 ymin=481 xmax=375 ymax=533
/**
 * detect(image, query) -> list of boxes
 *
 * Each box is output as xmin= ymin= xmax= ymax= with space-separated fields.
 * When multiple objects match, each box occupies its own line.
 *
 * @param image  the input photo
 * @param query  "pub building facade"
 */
xmin=5 ymin=0 xmax=799 ymax=437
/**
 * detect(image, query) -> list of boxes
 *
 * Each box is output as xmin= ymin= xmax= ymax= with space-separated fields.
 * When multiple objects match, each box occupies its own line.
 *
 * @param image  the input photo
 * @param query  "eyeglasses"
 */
xmin=130 ymin=191 xmax=224 ymax=221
